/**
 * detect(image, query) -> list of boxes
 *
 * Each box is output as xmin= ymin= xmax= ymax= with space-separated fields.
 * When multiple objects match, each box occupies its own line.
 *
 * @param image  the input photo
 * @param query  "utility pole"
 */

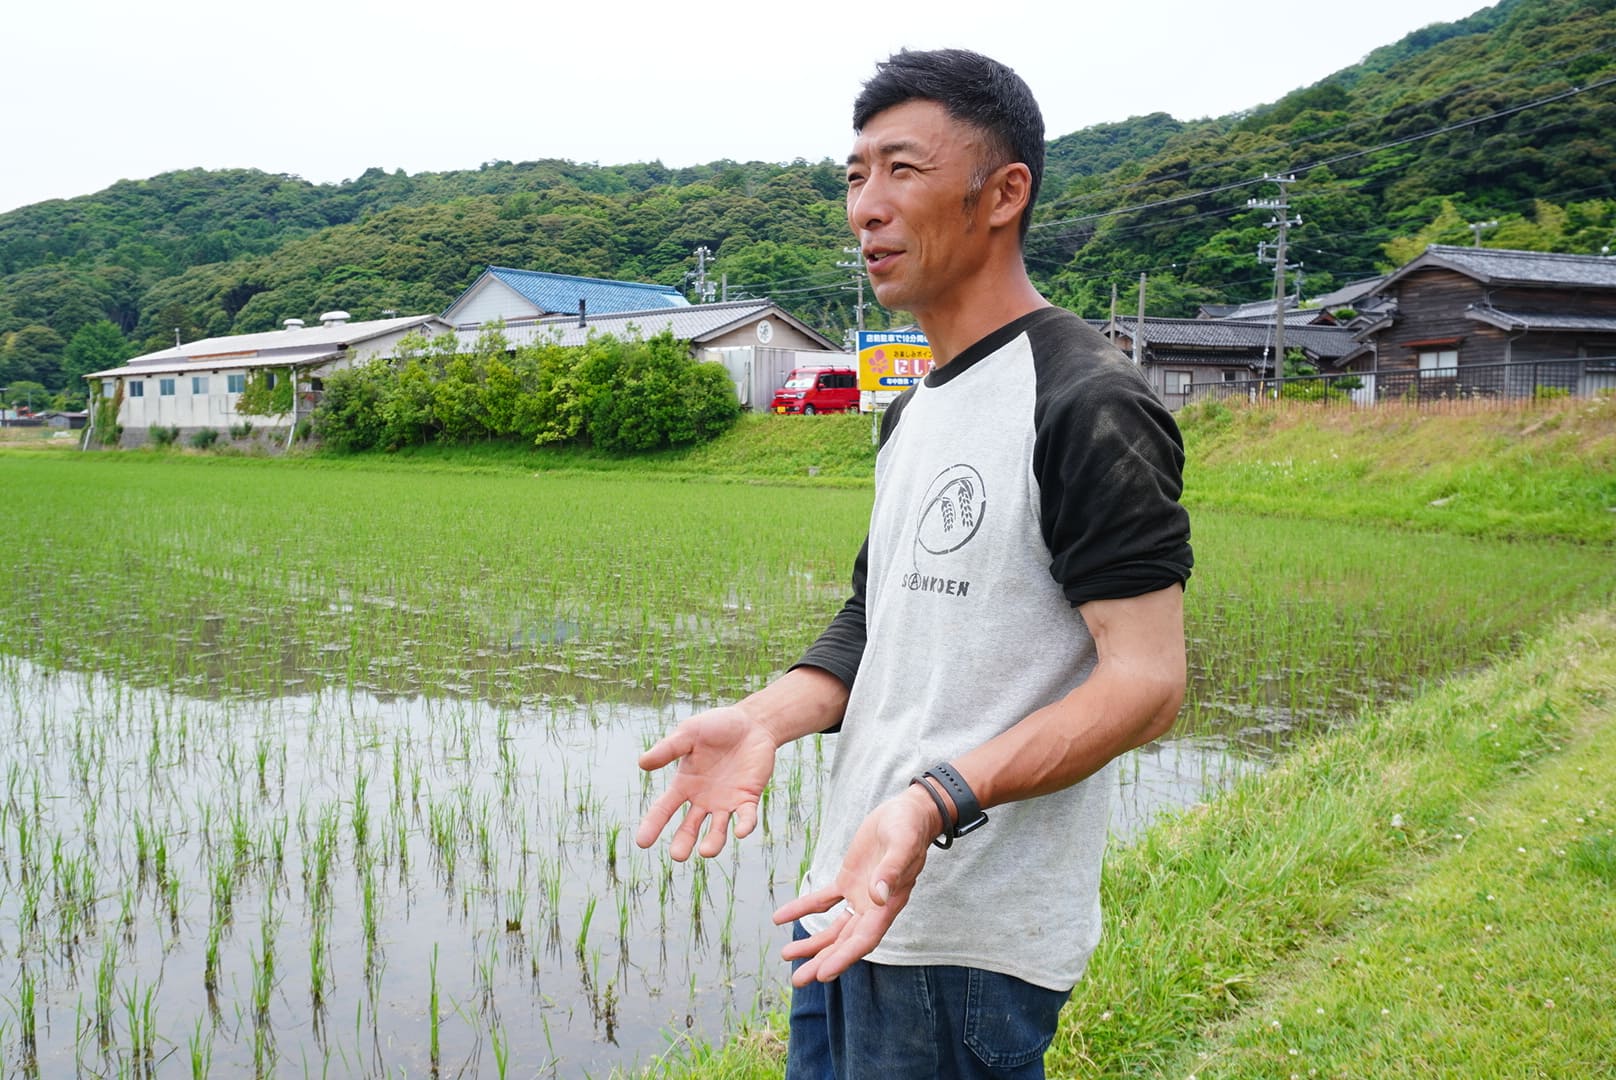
xmin=689 ymin=246 xmax=716 ymax=303
xmin=1467 ymin=220 xmax=1498 ymax=247
xmin=838 ymin=246 xmax=867 ymax=332
xmin=1133 ymin=273 xmax=1146 ymax=365
xmin=1249 ymin=173 xmax=1299 ymax=392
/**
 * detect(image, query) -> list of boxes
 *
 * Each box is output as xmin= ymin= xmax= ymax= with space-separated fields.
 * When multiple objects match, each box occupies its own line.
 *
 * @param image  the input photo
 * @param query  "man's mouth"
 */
xmin=863 ymin=248 xmax=902 ymax=273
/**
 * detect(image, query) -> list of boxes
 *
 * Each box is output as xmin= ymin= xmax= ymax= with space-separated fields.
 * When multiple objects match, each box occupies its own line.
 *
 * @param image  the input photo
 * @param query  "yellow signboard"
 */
xmin=857 ymin=330 xmax=934 ymax=392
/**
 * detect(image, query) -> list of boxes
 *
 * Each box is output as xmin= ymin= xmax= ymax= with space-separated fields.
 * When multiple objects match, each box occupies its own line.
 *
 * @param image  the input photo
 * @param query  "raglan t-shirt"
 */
xmin=795 ymin=306 xmax=1193 ymax=991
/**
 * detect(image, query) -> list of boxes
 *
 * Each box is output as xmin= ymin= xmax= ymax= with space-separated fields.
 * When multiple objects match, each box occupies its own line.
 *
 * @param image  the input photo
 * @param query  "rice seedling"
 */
xmin=188 ymin=1015 xmax=212 ymax=1080
xmin=428 ymin=944 xmax=440 ymax=1074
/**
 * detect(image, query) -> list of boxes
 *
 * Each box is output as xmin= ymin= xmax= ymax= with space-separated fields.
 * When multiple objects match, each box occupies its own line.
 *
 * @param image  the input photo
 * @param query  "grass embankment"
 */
xmin=1048 ymin=610 xmax=1616 ymax=1078
xmin=299 ymin=412 xmax=884 ymax=485
xmin=1177 ymin=395 xmax=1616 ymax=545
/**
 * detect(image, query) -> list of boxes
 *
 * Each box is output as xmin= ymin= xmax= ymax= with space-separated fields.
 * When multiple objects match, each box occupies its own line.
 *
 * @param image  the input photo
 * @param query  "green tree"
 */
xmin=0 ymin=325 xmax=67 ymax=389
xmin=62 ymin=320 xmax=132 ymax=388
xmin=2 ymin=380 xmax=49 ymax=414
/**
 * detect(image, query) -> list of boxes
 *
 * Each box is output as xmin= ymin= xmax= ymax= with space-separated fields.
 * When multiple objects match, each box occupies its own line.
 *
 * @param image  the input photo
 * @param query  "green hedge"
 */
xmin=312 ymin=329 xmax=739 ymax=454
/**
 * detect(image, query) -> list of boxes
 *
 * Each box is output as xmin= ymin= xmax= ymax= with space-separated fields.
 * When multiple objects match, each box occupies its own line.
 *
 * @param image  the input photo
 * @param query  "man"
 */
xmin=636 ymin=48 xmax=1192 ymax=1078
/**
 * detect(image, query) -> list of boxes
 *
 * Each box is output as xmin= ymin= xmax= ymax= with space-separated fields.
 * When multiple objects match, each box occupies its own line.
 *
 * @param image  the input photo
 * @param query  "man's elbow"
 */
xmin=1132 ymin=664 xmax=1186 ymax=747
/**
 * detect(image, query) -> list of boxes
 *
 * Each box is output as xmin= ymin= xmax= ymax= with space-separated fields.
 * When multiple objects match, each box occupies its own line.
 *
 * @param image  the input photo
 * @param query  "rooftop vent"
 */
xmin=320 ymin=310 xmax=352 ymax=327
xmin=578 ymin=299 xmax=587 ymax=328
xmin=283 ymin=318 xmax=306 ymax=331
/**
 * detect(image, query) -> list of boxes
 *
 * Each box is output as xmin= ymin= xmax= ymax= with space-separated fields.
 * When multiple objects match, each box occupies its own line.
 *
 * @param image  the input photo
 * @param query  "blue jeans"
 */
xmin=785 ymin=923 xmax=1069 ymax=1080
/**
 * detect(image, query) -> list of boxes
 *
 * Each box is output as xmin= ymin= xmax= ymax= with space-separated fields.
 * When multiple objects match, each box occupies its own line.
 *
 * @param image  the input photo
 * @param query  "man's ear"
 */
xmin=986 ymin=162 xmax=1033 ymax=231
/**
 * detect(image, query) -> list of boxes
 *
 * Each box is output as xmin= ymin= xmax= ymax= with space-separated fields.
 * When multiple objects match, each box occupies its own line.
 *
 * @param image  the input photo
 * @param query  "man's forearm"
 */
xmin=739 ymin=665 xmax=850 ymax=748
xmin=948 ymin=586 xmax=1187 ymax=817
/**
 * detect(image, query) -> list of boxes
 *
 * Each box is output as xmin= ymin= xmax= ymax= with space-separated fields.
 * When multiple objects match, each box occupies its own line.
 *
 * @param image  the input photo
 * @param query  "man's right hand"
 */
xmin=634 ymin=704 xmax=778 ymax=861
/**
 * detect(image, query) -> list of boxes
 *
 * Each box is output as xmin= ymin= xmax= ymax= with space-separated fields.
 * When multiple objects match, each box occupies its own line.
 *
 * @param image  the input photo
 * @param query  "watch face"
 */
xmin=755 ymin=319 xmax=774 ymax=344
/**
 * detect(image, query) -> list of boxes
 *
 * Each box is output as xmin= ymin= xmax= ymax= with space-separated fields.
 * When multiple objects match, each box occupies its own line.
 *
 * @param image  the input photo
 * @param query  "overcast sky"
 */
xmin=7 ymin=0 xmax=1495 ymax=215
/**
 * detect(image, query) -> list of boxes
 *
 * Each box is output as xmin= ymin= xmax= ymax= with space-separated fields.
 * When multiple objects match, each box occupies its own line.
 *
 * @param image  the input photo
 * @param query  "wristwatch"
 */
xmin=912 ymin=762 xmax=988 ymax=848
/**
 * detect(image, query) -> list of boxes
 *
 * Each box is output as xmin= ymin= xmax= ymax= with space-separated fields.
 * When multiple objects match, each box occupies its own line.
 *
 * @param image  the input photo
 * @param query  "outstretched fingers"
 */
xmin=772 ymin=883 xmax=845 ymax=927
xmin=668 ymin=804 xmax=710 ymax=862
xmin=636 ymin=727 xmax=694 ymax=773
xmin=698 ymin=808 xmax=733 ymax=858
xmin=634 ymin=782 xmax=691 ymax=850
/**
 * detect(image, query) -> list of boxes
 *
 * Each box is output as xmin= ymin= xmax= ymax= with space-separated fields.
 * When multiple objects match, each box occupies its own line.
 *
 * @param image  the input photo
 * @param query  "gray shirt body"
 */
xmin=797 ymin=308 xmax=1192 ymax=990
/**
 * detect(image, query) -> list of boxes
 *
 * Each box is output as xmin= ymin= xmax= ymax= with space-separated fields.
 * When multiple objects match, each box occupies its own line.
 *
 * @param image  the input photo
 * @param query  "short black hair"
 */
xmin=852 ymin=48 xmax=1045 ymax=242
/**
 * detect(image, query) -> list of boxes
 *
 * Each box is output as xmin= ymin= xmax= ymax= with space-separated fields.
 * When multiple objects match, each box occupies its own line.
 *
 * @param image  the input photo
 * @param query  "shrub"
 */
xmin=1177 ymin=398 xmax=1234 ymax=435
xmin=229 ymin=421 xmax=254 ymax=439
xmin=148 ymin=424 xmax=180 ymax=447
xmin=1533 ymin=385 xmax=1571 ymax=400
xmin=312 ymin=361 xmax=392 ymax=452
xmin=94 ymin=394 xmax=123 ymax=446
xmin=237 ymin=368 xmax=294 ymax=416
xmin=188 ymin=428 xmax=220 ymax=450
xmin=309 ymin=331 xmax=741 ymax=454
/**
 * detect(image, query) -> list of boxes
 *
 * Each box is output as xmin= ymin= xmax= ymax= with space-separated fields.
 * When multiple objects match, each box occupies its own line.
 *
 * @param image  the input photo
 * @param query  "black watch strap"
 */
xmin=910 ymin=776 xmax=955 ymax=849
xmin=923 ymin=762 xmax=988 ymax=840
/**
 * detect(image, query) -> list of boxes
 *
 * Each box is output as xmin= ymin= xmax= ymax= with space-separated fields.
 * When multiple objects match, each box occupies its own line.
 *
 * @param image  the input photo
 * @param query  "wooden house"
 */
xmin=1344 ymin=246 xmax=1616 ymax=399
xmin=1105 ymin=316 xmax=1358 ymax=409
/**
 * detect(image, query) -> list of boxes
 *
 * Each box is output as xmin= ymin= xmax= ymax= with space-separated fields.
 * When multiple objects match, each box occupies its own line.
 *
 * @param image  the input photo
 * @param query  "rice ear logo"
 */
xmin=915 ymin=464 xmax=986 ymax=556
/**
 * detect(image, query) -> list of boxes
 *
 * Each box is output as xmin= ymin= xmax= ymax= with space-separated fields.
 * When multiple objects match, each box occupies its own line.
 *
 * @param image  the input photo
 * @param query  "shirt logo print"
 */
xmin=916 ymin=463 xmax=986 ymax=556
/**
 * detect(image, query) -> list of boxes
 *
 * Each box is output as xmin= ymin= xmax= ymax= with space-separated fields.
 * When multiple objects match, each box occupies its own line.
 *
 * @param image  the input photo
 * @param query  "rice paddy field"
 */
xmin=0 ymin=451 xmax=1612 ymax=1077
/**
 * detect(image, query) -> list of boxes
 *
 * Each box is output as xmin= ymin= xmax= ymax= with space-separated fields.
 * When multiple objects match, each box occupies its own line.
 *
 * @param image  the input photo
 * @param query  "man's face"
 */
xmin=846 ymin=99 xmax=999 ymax=318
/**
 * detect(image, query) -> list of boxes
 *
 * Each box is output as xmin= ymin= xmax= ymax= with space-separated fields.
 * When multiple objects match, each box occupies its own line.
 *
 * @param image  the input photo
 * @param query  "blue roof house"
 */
xmin=443 ymin=266 xmax=689 ymax=328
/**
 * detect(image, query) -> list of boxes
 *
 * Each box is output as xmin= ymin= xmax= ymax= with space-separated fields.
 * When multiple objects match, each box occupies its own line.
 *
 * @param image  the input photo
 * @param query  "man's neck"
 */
xmin=913 ymin=262 xmax=1050 ymax=367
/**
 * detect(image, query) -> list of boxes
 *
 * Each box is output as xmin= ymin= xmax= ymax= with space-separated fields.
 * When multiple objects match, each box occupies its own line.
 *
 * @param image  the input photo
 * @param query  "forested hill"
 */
xmin=2 ymin=0 xmax=1613 ymax=405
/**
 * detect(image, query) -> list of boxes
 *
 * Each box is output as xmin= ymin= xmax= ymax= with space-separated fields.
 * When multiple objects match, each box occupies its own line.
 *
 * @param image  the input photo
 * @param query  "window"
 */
xmin=1222 ymin=370 xmax=1239 ymax=383
xmin=1418 ymin=349 xmax=1458 ymax=374
xmin=192 ymin=376 xmax=209 ymax=394
xmin=264 ymin=371 xmax=277 ymax=389
xmin=129 ymin=381 xmax=144 ymax=398
xmin=1164 ymin=370 xmax=1194 ymax=394
xmin=159 ymin=378 xmax=176 ymax=396
xmin=227 ymin=374 xmax=246 ymax=394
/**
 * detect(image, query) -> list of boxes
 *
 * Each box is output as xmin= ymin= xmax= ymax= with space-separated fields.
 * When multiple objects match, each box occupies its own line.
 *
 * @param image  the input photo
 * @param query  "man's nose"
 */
xmin=848 ymin=176 xmax=891 ymax=232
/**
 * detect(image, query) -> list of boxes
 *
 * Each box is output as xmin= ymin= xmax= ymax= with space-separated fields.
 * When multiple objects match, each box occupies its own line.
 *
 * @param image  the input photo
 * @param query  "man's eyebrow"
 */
xmin=846 ymin=139 xmax=926 ymax=166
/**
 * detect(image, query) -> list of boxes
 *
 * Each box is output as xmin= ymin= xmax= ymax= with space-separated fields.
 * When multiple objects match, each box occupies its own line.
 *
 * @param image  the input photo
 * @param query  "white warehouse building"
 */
xmin=85 ymin=311 xmax=451 ymax=447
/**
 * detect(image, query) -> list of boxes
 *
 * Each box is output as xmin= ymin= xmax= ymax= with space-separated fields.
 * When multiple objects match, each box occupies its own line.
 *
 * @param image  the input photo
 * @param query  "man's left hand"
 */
xmin=772 ymin=785 xmax=939 ymax=986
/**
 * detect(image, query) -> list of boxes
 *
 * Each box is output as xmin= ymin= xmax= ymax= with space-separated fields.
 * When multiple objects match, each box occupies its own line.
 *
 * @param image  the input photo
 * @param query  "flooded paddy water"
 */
xmin=1 ymin=456 xmax=1611 ymax=1075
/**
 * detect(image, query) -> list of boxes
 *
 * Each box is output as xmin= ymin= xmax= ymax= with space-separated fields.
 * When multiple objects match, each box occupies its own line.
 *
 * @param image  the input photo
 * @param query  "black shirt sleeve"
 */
xmin=1031 ymin=332 xmax=1193 ymax=606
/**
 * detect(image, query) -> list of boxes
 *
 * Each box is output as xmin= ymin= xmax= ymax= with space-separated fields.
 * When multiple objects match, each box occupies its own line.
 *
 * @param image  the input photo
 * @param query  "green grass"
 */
xmin=1167 ymin=704 xmax=1616 ymax=1079
xmin=1049 ymin=610 xmax=1616 ymax=1077
xmin=1177 ymin=395 xmax=1616 ymax=545
xmin=297 ymin=411 xmax=883 ymax=484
